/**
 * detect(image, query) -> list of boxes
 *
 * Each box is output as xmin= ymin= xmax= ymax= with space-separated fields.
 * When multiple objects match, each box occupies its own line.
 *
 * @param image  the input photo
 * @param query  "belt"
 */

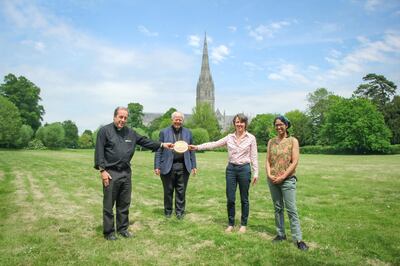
xmin=107 ymin=165 xmax=130 ymax=171
xmin=228 ymin=162 xmax=250 ymax=167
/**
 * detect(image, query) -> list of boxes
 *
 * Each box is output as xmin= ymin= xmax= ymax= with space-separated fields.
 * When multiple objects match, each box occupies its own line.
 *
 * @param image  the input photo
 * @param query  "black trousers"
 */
xmin=160 ymin=162 xmax=190 ymax=216
xmin=226 ymin=163 xmax=251 ymax=226
xmin=103 ymin=169 xmax=131 ymax=236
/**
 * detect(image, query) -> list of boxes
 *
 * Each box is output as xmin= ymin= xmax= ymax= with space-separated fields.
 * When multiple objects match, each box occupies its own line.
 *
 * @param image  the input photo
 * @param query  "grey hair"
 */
xmin=114 ymin=106 xmax=128 ymax=117
xmin=171 ymin=111 xmax=184 ymax=120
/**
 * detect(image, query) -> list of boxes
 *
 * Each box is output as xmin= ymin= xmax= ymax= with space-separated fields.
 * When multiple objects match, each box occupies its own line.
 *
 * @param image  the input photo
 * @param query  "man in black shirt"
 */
xmin=95 ymin=106 xmax=173 ymax=240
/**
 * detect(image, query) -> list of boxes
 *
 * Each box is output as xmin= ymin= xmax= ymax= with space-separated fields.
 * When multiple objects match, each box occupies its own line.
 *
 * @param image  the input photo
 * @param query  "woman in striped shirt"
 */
xmin=189 ymin=113 xmax=258 ymax=233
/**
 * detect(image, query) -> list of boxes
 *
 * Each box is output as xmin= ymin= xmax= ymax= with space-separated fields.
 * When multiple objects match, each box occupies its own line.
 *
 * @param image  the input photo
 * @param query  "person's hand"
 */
xmin=267 ymin=175 xmax=276 ymax=182
xmin=154 ymin=168 xmax=160 ymax=176
xmin=252 ymin=176 xmax=258 ymax=185
xmin=163 ymin=142 xmax=174 ymax=149
xmin=191 ymin=168 xmax=197 ymax=176
xmin=188 ymin=145 xmax=197 ymax=151
xmin=272 ymin=175 xmax=285 ymax=184
xmin=101 ymin=170 xmax=112 ymax=187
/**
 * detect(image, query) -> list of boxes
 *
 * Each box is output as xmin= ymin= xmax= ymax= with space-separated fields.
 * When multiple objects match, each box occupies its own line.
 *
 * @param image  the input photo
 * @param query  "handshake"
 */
xmin=162 ymin=141 xmax=198 ymax=153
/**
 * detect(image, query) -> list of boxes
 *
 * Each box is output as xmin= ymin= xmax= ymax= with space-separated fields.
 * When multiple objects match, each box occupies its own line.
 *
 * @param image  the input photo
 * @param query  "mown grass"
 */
xmin=0 ymin=149 xmax=399 ymax=265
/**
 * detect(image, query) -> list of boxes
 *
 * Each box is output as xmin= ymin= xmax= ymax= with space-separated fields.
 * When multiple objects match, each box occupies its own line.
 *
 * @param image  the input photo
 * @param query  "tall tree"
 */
xmin=383 ymin=95 xmax=400 ymax=144
xmin=62 ymin=120 xmax=79 ymax=148
xmin=0 ymin=95 xmax=22 ymax=147
xmin=353 ymin=73 xmax=397 ymax=111
xmin=186 ymin=103 xmax=220 ymax=140
xmin=0 ymin=74 xmax=45 ymax=131
xmin=285 ymin=110 xmax=313 ymax=146
xmin=320 ymin=98 xmax=391 ymax=153
xmin=306 ymin=88 xmax=337 ymax=144
xmin=37 ymin=122 xmax=66 ymax=149
xmin=248 ymin=113 xmax=276 ymax=146
xmin=147 ymin=107 xmax=177 ymax=134
xmin=127 ymin=102 xmax=144 ymax=129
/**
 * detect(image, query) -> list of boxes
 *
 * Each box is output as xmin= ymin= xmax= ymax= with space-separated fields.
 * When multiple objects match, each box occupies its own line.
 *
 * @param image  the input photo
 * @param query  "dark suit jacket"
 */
xmin=154 ymin=126 xmax=196 ymax=175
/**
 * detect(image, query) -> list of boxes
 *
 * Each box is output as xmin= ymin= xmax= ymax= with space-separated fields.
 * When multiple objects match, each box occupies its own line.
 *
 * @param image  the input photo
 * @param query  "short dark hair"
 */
xmin=232 ymin=113 xmax=248 ymax=130
xmin=114 ymin=106 xmax=128 ymax=117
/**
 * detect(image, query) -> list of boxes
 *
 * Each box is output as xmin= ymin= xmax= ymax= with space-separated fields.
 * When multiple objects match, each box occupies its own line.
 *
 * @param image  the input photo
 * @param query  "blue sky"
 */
xmin=1 ymin=0 xmax=399 ymax=132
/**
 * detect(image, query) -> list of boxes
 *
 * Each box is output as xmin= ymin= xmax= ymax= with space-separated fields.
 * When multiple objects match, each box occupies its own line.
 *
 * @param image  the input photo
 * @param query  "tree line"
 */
xmin=0 ymin=73 xmax=398 ymax=153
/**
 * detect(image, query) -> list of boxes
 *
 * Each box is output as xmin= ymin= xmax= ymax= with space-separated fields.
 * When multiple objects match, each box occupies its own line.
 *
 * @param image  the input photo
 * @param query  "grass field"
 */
xmin=0 ymin=149 xmax=399 ymax=265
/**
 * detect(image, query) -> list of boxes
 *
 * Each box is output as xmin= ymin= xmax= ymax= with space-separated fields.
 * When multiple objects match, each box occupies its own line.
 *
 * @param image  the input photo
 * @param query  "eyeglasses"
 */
xmin=275 ymin=123 xmax=285 ymax=127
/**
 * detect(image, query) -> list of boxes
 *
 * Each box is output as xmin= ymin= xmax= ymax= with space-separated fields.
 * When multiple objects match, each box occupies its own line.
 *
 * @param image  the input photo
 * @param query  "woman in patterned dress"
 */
xmin=266 ymin=115 xmax=309 ymax=251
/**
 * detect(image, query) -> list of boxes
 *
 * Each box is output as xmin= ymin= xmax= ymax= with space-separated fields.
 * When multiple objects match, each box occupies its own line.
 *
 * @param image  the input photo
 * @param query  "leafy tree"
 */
xmin=186 ymin=103 xmax=220 ymax=140
xmin=127 ymin=102 xmax=145 ymax=129
xmin=38 ymin=122 xmax=66 ymax=149
xmin=79 ymin=130 xmax=94 ymax=149
xmin=383 ymin=95 xmax=400 ymax=144
xmin=285 ymin=110 xmax=313 ymax=146
xmin=62 ymin=120 xmax=79 ymax=148
xmin=15 ymin=125 xmax=34 ymax=148
xmin=147 ymin=107 xmax=177 ymax=134
xmin=353 ymin=73 xmax=397 ymax=111
xmin=320 ymin=98 xmax=391 ymax=153
xmin=0 ymin=73 xmax=45 ymax=131
xmin=151 ymin=130 xmax=161 ymax=141
xmin=191 ymin=128 xmax=209 ymax=144
xmin=27 ymin=138 xmax=46 ymax=150
xmin=248 ymin=113 xmax=276 ymax=146
xmin=306 ymin=88 xmax=335 ymax=144
xmin=0 ymin=95 xmax=22 ymax=147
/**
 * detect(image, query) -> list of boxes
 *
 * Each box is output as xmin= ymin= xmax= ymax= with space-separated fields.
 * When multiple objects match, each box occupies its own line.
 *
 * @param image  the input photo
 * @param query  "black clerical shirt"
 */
xmin=94 ymin=123 xmax=161 ymax=171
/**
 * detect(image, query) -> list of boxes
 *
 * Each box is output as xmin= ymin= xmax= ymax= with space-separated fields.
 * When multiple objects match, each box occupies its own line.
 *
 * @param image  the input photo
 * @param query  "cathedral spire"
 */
xmin=196 ymin=32 xmax=215 ymax=111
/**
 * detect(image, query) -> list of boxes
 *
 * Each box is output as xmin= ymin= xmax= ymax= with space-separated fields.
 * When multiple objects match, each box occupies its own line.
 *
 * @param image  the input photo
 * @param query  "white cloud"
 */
xmin=244 ymin=62 xmax=264 ymax=71
xmin=1 ymin=1 xmax=196 ymax=132
xmin=268 ymin=73 xmax=283 ymax=80
xmin=228 ymin=26 xmax=237 ymax=32
xmin=21 ymin=40 xmax=46 ymax=52
xmin=365 ymin=0 xmax=382 ymax=11
xmin=211 ymin=45 xmax=230 ymax=63
xmin=137 ymin=25 xmax=159 ymax=37
xmin=268 ymin=64 xmax=310 ymax=84
xmin=188 ymin=35 xmax=201 ymax=47
xmin=248 ymin=21 xmax=291 ymax=41
xmin=326 ymin=31 xmax=400 ymax=78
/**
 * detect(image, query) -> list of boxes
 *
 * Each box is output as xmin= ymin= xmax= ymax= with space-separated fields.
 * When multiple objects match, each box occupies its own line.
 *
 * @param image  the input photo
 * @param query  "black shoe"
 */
xmin=297 ymin=241 xmax=309 ymax=251
xmin=104 ymin=233 xmax=117 ymax=241
xmin=176 ymin=213 xmax=185 ymax=220
xmin=165 ymin=213 xmax=172 ymax=218
xmin=118 ymin=230 xmax=133 ymax=238
xmin=272 ymin=235 xmax=287 ymax=243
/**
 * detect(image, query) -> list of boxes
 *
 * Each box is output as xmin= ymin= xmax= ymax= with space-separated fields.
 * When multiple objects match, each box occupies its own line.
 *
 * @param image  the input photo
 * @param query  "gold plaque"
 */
xmin=173 ymin=140 xmax=188 ymax=153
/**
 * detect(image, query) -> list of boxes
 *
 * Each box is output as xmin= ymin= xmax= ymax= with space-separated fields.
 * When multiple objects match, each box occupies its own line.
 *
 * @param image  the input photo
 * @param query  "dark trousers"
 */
xmin=103 ymin=169 xmax=131 ymax=236
xmin=225 ymin=163 xmax=251 ymax=226
xmin=160 ymin=162 xmax=190 ymax=216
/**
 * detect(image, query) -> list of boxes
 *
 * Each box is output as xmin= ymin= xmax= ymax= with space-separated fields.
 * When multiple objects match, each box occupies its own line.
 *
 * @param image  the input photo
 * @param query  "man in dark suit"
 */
xmin=95 ymin=106 xmax=173 ymax=240
xmin=154 ymin=111 xmax=197 ymax=219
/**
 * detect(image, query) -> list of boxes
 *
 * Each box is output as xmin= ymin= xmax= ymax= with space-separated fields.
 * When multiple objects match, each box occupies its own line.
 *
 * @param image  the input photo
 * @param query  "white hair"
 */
xmin=171 ymin=111 xmax=184 ymax=120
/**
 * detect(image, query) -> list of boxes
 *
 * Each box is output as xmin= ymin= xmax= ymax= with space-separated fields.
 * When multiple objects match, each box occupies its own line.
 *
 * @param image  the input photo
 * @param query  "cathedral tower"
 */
xmin=196 ymin=33 xmax=215 ymax=111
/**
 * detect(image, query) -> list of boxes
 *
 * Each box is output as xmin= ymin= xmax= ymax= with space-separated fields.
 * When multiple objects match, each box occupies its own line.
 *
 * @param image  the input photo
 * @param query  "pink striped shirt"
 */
xmin=197 ymin=132 xmax=259 ymax=177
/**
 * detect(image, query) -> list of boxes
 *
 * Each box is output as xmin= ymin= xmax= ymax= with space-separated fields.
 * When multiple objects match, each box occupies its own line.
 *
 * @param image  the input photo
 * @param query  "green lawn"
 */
xmin=0 ymin=150 xmax=399 ymax=265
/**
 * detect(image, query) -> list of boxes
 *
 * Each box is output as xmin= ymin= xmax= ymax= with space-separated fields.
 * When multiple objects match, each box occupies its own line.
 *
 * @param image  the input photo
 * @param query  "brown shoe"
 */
xmin=225 ymin=226 xmax=234 ymax=233
xmin=238 ymin=226 xmax=246 ymax=233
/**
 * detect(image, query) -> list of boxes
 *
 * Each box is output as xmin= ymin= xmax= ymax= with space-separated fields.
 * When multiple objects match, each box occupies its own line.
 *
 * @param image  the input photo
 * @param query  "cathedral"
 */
xmin=143 ymin=34 xmax=232 ymax=130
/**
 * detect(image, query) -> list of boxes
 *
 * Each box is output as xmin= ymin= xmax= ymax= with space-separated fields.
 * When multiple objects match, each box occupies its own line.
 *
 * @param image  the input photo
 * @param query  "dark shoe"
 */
xmin=118 ymin=230 xmax=133 ymax=238
xmin=176 ymin=213 xmax=185 ymax=220
xmin=104 ymin=233 xmax=117 ymax=241
xmin=165 ymin=213 xmax=172 ymax=218
xmin=272 ymin=235 xmax=287 ymax=243
xmin=297 ymin=241 xmax=309 ymax=251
